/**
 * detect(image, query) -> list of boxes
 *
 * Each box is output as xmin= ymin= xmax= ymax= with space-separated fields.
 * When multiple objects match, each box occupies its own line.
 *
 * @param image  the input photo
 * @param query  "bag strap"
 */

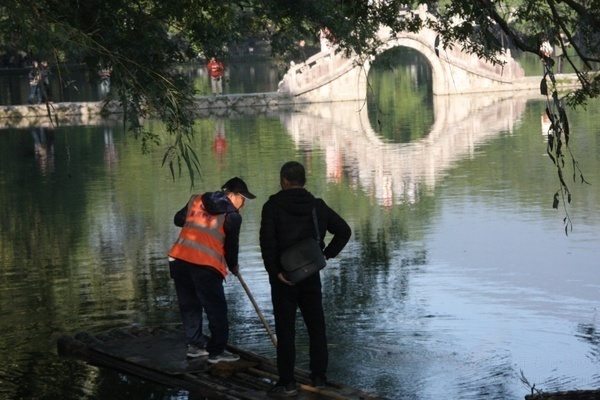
xmin=311 ymin=207 xmax=320 ymax=241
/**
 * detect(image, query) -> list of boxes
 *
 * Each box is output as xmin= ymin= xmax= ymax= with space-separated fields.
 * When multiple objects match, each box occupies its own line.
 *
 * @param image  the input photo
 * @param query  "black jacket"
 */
xmin=259 ymin=188 xmax=351 ymax=277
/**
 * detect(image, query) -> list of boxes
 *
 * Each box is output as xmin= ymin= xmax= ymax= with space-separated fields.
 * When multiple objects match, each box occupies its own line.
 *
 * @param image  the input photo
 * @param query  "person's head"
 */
xmin=280 ymin=161 xmax=306 ymax=189
xmin=222 ymin=177 xmax=255 ymax=209
xmin=32 ymin=60 xmax=38 ymax=67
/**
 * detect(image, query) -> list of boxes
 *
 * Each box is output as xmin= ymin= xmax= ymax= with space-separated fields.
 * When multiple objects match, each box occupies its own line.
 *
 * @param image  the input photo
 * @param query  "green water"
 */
xmin=1 ymin=50 xmax=599 ymax=400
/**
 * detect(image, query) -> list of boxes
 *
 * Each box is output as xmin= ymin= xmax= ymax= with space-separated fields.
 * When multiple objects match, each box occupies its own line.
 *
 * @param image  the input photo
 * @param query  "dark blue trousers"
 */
xmin=270 ymin=273 xmax=328 ymax=384
xmin=169 ymin=258 xmax=228 ymax=356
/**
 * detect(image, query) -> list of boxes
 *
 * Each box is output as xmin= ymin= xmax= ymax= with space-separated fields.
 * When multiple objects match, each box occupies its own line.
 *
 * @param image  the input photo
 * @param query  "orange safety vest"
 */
xmin=168 ymin=195 xmax=228 ymax=278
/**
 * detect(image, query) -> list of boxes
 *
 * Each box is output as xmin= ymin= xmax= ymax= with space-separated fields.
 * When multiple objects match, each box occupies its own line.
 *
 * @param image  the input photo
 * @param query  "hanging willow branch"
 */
xmin=540 ymin=59 xmax=590 ymax=235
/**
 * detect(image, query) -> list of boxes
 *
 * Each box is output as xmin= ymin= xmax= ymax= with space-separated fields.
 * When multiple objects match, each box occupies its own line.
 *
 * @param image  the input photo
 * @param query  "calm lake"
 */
xmin=1 ymin=51 xmax=599 ymax=400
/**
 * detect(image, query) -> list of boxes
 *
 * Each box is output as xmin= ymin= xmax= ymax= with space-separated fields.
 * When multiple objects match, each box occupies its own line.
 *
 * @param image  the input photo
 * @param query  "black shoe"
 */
xmin=312 ymin=376 xmax=326 ymax=389
xmin=267 ymin=381 xmax=297 ymax=397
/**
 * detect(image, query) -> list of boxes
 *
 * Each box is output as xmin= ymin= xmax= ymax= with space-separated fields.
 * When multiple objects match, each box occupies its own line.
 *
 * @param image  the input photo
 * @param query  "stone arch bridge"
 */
xmin=278 ymin=8 xmax=530 ymax=102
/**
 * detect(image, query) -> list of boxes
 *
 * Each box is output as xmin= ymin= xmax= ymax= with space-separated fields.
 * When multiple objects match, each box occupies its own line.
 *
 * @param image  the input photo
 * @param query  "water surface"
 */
xmin=0 ymin=52 xmax=599 ymax=400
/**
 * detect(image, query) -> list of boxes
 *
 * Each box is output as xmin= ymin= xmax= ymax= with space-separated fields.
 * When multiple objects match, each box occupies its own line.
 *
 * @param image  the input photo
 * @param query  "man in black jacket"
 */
xmin=260 ymin=161 xmax=351 ymax=396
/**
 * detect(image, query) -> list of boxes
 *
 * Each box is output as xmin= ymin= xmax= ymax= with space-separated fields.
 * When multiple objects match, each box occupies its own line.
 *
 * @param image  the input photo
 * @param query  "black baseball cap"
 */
xmin=222 ymin=177 xmax=256 ymax=199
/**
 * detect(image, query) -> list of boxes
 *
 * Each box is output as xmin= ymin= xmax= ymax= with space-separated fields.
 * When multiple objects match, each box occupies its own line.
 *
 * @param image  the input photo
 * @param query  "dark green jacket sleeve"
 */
xmin=223 ymin=212 xmax=242 ymax=270
xmin=318 ymin=199 xmax=351 ymax=259
xmin=259 ymin=201 xmax=280 ymax=277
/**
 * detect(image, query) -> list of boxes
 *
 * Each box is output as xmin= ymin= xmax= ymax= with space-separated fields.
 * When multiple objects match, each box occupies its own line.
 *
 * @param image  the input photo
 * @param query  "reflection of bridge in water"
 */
xmin=5 ymin=89 xmax=543 ymax=206
xmin=280 ymin=92 xmax=536 ymax=205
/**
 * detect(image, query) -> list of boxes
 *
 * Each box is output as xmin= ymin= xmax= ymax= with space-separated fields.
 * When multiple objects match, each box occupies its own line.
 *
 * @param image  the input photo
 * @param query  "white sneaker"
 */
xmin=186 ymin=344 xmax=209 ymax=358
xmin=208 ymin=350 xmax=240 ymax=364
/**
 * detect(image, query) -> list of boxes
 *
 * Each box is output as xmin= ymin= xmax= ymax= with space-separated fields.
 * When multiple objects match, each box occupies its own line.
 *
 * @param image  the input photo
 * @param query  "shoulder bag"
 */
xmin=279 ymin=207 xmax=326 ymax=283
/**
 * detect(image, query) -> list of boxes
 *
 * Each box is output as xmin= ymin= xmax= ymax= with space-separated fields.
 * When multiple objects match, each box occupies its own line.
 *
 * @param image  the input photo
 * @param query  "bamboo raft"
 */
xmin=57 ymin=325 xmax=387 ymax=400
xmin=525 ymin=391 xmax=600 ymax=400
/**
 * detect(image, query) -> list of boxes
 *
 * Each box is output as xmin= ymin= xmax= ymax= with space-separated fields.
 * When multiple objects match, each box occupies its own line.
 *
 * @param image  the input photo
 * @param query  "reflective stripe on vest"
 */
xmin=168 ymin=195 xmax=228 ymax=277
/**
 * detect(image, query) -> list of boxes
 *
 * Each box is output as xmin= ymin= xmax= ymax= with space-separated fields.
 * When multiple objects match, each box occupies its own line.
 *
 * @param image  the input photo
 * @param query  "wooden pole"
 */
xmin=236 ymin=272 xmax=278 ymax=348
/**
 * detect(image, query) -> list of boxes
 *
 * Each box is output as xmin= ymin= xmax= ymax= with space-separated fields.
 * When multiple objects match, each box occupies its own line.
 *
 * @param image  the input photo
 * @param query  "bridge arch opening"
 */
xmin=367 ymin=47 xmax=434 ymax=143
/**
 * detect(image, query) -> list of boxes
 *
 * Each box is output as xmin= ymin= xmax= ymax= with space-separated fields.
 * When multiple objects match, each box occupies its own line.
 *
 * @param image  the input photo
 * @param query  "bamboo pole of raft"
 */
xmin=236 ymin=272 xmax=278 ymax=347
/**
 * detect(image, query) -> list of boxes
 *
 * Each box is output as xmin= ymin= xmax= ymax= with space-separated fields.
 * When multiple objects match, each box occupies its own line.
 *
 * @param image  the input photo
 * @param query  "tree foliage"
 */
xmin=1 ymin=0 xmax=598 ymax=204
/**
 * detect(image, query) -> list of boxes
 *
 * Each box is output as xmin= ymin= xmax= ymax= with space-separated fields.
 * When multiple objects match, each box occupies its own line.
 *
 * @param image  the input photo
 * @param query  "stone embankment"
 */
xmin=0 ymin=92 xmax=294 ymax=129
xmin=0 ymin=74 xmax=583 ymax=129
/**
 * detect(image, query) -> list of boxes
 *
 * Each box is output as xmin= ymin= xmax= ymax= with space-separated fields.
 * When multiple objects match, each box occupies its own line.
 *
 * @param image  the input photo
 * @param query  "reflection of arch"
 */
xmin=280 ymin=91 xmax=537 ymax=205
